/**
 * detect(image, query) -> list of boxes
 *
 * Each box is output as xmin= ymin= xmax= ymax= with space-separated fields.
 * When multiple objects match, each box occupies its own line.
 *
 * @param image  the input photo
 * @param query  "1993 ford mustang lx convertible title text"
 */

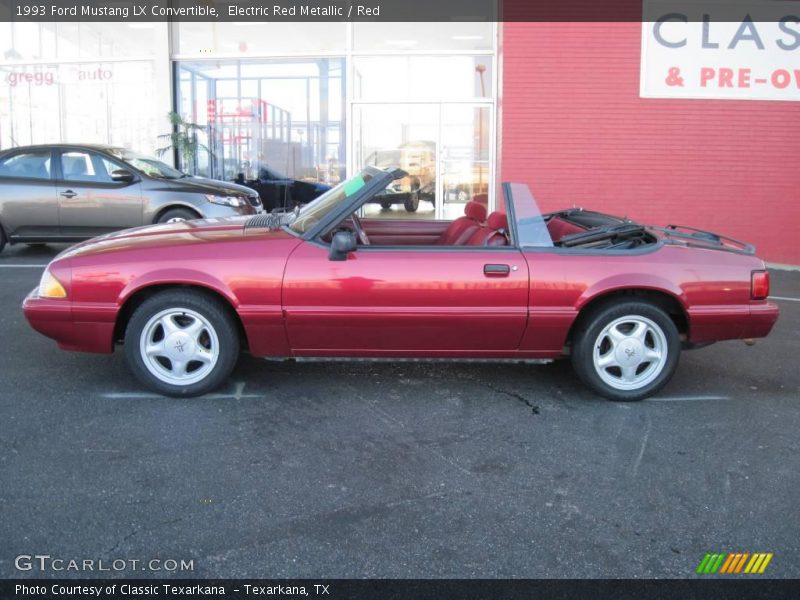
xmin=23 ymin=167 xmax=779 ymax=401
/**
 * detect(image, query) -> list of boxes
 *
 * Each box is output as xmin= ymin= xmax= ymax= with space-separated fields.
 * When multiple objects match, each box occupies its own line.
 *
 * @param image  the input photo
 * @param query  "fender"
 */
xmin=576 ymin=273 xmax=689 ymax=312
xmin=118 ymin=268 xmax=240 ymax=309
xmin=520 ymin=271 xmax=689 ymax=356
xmin=116 ymin=268 xmax=292 ymax=357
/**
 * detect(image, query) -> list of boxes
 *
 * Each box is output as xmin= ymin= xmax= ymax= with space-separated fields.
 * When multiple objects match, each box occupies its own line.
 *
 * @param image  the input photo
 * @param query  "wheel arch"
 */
xmin=568 ymin=286 xmax=690 ymax=346
xmin=152 ymin=204 xmax=202 ymax=224
xmin=113 ymin=282 xmax=248 ymax=350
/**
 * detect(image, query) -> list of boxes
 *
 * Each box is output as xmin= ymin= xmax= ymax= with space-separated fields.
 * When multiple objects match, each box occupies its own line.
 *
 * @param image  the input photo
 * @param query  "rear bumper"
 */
xmin=743 ymin=301 xmax=780 ymax=339
xmin=22 ymin=289 xmax=114 ymax=353
xmin=688 ymin=301 xmax=780 ymax=343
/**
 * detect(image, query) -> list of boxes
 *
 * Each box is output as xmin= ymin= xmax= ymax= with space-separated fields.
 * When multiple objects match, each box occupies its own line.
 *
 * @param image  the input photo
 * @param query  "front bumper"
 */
xmin=23 ymin=289 xmax=114 ymax=353
xmin=202 ymin=202 xmax=263 ymax=219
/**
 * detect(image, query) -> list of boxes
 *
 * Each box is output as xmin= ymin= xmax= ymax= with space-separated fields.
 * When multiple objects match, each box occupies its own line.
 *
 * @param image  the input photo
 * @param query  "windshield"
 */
xmin=109 ymin=149 xmax=185 ymax=180
xmin=288 ymin=170 xmax=374 ymax=234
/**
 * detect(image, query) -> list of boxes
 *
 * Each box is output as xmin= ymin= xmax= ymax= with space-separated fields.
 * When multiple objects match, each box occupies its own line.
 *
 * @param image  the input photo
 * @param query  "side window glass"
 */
xmin=0 ymin=151 xmax=52 ymax=181
xmin=60 ymin=151 xmax=113 ymax=183
xmin=98 ymin=156 xmax=125 ymax=180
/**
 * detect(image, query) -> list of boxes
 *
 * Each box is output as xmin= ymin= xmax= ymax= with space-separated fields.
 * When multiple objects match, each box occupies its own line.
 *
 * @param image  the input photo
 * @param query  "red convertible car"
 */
xmin=23 ymin=166 xmax=779 ymax=401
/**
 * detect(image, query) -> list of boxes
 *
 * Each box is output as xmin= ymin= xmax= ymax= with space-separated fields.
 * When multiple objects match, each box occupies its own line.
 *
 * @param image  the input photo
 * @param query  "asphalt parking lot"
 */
xmin=1 ymin=243 xmax=798 ymax=579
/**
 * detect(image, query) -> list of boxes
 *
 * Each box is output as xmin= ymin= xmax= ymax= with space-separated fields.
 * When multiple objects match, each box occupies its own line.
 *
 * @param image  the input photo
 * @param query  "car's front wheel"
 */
xmin=571 ymin=301 xmax=680 ymax=401
xmin=404 ymin=193 xmax=420 ymax=213
xmin=157 ymin=208 xmax=199 ymax=224
xmin=124 ymin=290 xmax=240 ymax=397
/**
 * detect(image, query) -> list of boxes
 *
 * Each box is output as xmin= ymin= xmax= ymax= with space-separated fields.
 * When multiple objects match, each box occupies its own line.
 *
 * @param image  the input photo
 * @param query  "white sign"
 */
xmin=641 ymin=1 xmax=800 ymax=101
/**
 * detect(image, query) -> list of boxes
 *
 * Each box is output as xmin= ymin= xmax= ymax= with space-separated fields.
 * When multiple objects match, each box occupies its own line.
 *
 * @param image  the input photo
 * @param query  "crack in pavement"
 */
xmin=106 ymin=517 xmax=185 ymax=554
xmin=483 ymin=383 xmax=540 ymax=414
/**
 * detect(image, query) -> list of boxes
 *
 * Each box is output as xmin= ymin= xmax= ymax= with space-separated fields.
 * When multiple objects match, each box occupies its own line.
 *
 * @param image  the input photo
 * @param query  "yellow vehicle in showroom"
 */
xmin=366 ymin=141 xmax=436 ymax=213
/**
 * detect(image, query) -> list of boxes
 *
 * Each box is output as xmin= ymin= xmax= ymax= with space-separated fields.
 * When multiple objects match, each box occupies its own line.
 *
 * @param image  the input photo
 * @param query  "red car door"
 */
xmin=282 ymin=241 xmax=530 ymax=355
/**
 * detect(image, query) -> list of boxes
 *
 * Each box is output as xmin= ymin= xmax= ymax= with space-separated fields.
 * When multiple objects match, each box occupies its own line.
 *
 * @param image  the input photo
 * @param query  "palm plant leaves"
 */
xmin=156 ymin=111 xmax=212 ymax=170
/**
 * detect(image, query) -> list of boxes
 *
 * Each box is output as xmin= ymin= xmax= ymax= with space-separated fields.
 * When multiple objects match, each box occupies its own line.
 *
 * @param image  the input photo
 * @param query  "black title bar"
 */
xmin=3 ymin=579 xmax=800 ymax=600
xmin=1 ymin=1 xmax=798 ymax=22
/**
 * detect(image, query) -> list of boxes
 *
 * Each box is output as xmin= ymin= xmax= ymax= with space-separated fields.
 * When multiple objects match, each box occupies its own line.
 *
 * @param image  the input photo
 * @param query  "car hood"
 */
xmin=54 ymin=217 xmax=292 ymax=262
xmin=159 ymin=175 xmax=258 ymax=197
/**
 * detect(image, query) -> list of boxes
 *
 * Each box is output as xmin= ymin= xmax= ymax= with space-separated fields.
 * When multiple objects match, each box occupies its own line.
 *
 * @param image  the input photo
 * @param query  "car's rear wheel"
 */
xmin=124 ymin=290 xmax=240 ymax=397
xmin=380 ymin=200 xmax=392 ymax=210
xmin=571 ymin=300 xmax=680 ymax=401
xmin=157 ymin=208 xmax=199 ymax=224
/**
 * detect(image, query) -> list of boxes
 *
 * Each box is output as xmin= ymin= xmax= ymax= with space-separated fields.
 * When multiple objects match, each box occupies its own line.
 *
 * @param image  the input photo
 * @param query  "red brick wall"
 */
xmin=500 ymin=22 xmax=800 ymax=265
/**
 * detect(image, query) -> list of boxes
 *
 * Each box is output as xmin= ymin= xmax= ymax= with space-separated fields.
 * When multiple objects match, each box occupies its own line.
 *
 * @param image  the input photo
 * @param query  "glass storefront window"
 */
xmin=1 ymin=22 xmax=168 ymax=153
xmin=355 ymin=104 xmax=438 ymax=219
xmin=174 ymin=22 xmax=347 ymax=56
xmin=354 ymin=103 xmax=491 ymax=221
xmin=353 ymin=22 xmax=494 ymax=53
xmin=441 ymin=105 xmax=491 ymax=210
xmin=353 ymin=56 xmax=492 ymax=101
xmin=176 ymin=58 xmax=346 ymax=196
xmin=2 ymin=20 xmax=497 ymax=222
xmin=0 ymin=61 xmax=161 ymax=152
xmin=1 ymin=22 xmax=161 ymax=61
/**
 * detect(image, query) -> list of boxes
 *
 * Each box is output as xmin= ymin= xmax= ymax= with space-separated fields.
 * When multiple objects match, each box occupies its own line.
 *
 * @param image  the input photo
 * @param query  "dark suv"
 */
xmin=0 ymin=144 xmax=262 ymax=253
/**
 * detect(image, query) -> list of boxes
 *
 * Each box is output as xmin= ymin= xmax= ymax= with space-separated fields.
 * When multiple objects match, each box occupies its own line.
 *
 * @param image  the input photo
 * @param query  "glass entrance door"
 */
xmin=352 ymin=102 xmax=493 ymax=221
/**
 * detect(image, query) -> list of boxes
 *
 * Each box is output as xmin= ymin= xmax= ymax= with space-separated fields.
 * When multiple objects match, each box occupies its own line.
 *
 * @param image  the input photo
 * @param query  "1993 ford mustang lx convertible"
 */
xmin=23 ymin=166 xmax=779 ymax=401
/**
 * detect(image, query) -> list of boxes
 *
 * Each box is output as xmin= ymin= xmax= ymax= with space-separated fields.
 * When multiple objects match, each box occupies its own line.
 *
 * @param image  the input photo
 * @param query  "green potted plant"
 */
xmin=156 ymin=111 xmax=211 ymax=175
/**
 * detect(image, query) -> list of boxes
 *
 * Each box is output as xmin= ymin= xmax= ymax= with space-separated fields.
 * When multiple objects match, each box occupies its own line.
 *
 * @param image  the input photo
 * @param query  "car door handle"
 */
xmin=484 ymin=264 xmax=511 ymax=277
xmin=60 ymin=190 xmax=77 ymax=199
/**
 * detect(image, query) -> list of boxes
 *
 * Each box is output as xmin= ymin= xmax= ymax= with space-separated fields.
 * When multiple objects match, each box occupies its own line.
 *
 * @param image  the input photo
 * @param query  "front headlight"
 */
xmin=37 ymin=269 xmax=67 ymax=298
xmin=206 ymin=194 xmax=247 ymax=208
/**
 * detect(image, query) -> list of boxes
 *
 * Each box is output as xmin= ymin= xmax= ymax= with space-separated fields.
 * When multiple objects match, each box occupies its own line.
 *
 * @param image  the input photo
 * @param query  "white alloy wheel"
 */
xmin=139 ymin=308 xmax=220 ymax=386
xmin=592 ymin=315 xmax=668 ymax=391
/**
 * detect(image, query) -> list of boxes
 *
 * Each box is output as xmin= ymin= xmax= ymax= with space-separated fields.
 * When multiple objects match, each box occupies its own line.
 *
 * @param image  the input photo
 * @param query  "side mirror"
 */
xmin=111 ymin=169 xmax=135 ymax=183
xmin=329 ymin=230 xmax=357 ymax=261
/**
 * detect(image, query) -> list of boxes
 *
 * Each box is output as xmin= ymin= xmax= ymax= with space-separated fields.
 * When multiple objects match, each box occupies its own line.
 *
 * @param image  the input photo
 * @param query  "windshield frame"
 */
xmin=285 ymin=166 xmax=397 ymax=240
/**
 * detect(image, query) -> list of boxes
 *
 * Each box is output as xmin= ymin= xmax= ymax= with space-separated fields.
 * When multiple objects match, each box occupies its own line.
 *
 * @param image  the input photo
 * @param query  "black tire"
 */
xmin=124 ymin=289 xmax=240 ymax=397
xmin=156 ymin=208 xmax=199 ymax=224
xmin=570 ymin=300 xmax=680 ymax=401
xmin=404 ymin=193 xmax=420 ymax=213
xmin=380 ymin=201 xmax=393 ymax=210
xmin=0 ymin=226 xmax=5 ymax=254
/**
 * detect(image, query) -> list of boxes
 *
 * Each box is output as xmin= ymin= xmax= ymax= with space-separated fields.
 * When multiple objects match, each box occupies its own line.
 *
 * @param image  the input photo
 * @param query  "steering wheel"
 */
xmin=351 ymin=211 xmax=370 ymax=246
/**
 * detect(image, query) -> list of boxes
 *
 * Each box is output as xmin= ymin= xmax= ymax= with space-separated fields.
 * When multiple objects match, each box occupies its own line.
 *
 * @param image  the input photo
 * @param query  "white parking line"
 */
xmin=650 ymin=395 xmax=731 ymax=402
xmin=769 ymin=296 xmax=800 ymax=302
xmin=0 ymin=264 xmax=47 ymax=268
xmin=102 ymin=392 xmax=264 ymax=400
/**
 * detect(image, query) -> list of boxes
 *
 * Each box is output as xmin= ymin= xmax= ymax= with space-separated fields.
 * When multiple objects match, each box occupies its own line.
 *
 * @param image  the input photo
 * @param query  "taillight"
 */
xmin=751 ymin=270 xmax=770 ymax=300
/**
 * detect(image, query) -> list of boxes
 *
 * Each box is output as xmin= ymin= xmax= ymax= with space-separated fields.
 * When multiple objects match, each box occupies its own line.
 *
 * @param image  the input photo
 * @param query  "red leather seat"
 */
xmin=546 ymin=217 xmax=585 ymax=242
xmin=437 ymin=201 xmax=488 ymax=245
xmin=466 ymin=212 xmax=510 ymax=246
